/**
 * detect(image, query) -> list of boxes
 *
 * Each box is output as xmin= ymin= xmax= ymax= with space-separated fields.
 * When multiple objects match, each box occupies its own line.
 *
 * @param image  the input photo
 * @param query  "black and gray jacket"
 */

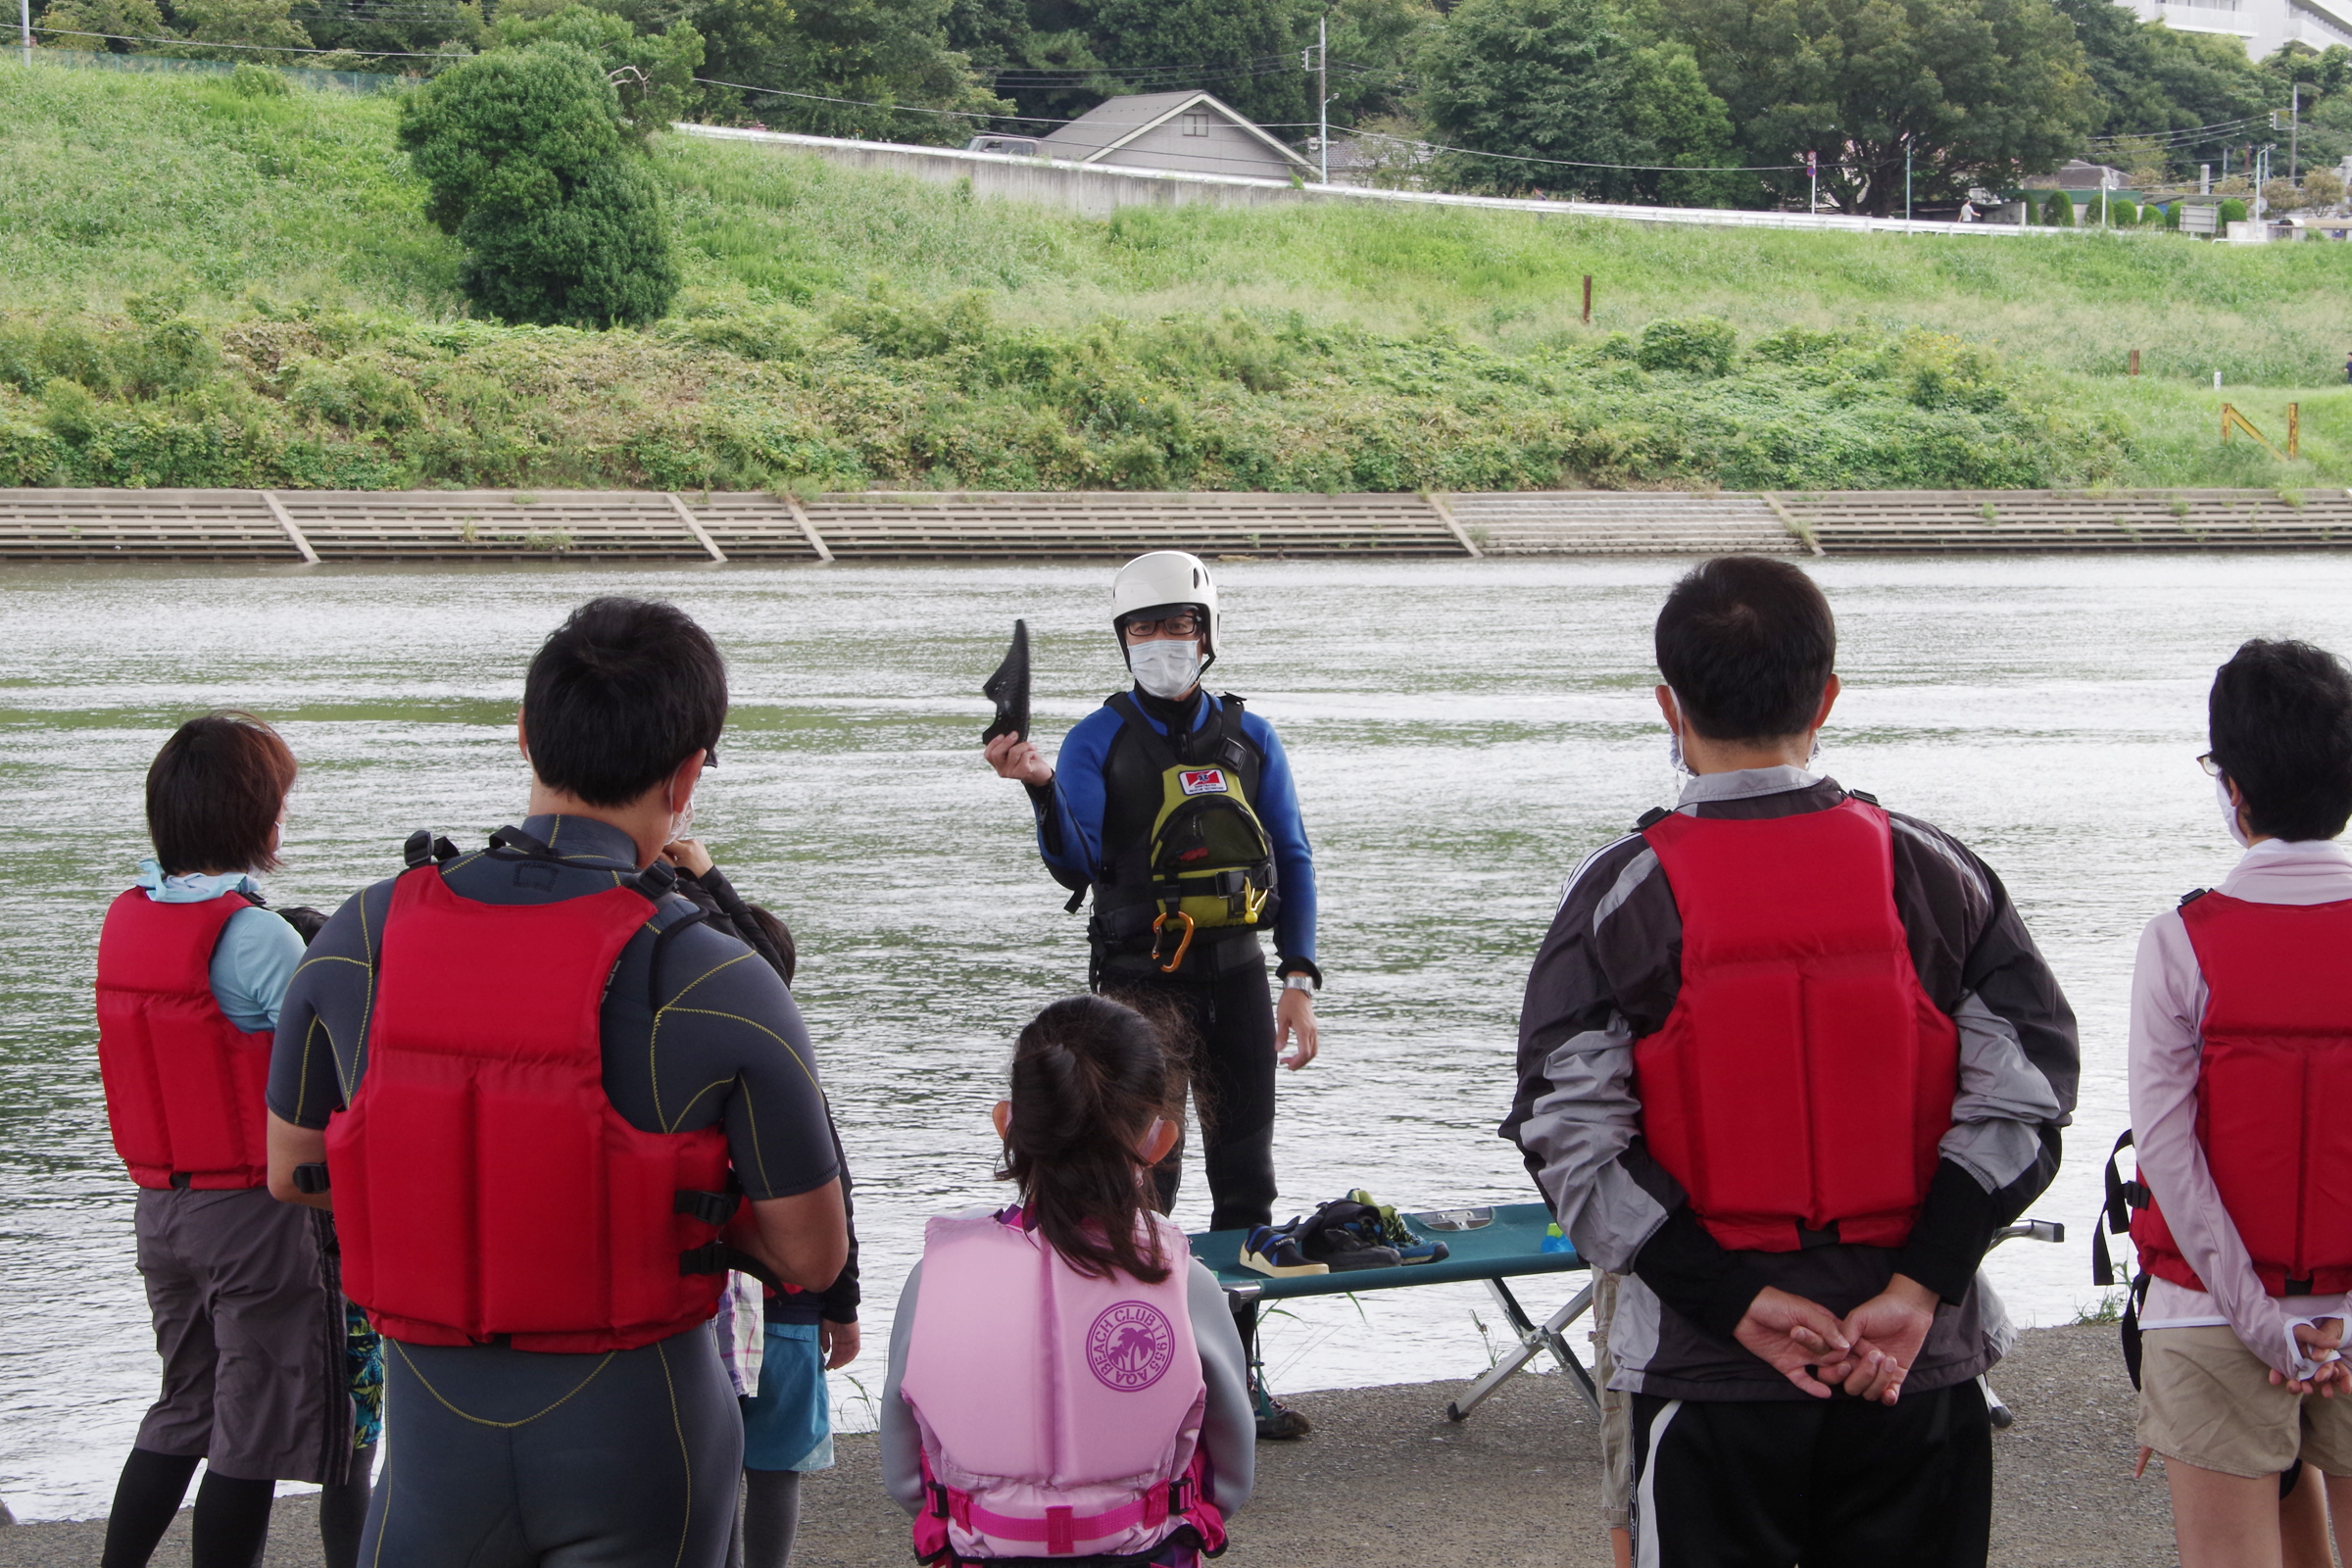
xmin=1499 ymin=766 xmax=2079 ymax=1400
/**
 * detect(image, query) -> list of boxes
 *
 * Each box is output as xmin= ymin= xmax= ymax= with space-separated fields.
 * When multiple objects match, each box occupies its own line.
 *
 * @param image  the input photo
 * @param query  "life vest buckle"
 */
xmin=1151 ymin=910 xmax=1197 ymax=973
xmin=1243 ymin=882 xmax=1269 ymax=923
xmin=927 ymin=1481 xmax=953 ymax=1520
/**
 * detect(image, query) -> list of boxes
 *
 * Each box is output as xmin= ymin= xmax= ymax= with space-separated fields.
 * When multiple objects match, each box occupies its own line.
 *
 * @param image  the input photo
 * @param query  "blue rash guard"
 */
xmin=1031 ymin=688 xmax=1318 ymax=974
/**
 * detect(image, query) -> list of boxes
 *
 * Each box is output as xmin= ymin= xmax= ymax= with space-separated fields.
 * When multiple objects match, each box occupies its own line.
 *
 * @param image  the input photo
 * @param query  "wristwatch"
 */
xmin=1283 ymin=973 xmax=1316 ymax=993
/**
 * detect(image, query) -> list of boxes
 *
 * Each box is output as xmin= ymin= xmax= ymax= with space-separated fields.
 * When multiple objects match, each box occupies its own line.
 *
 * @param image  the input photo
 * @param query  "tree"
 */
xmin=291 ymin=0 xmax=484 ymax=65
xmin=1661 ymin=0 xmax=2094 ymax=214
xmin=2042 ymin=187 xmax=2074 ymax=223
xmin=1417 ymin=0 xmax=1748 ymax=205
xmin=33 ymin=0 xmax=172 ymax=51
xmin=494 ymin=4 xmax=705 ymax=132
xmin=705 ymin=0 xmax=1009 ymax=145
xmin=398 ymin=42 xmax=680 ymax=326
xmin=2051 ymin=0 xmax=2276 ymax=176
xmin=1083 ymin=0 xmax=1311 ymax=128
xmin=1324 ymin=0 xmax=1443 ymax=124
xmin=943 ymin=0 xmax=1110 ymax=123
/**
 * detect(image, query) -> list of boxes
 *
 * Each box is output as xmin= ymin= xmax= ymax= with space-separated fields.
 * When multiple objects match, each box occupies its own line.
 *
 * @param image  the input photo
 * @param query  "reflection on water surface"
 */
xmin=4 ymin=555 xmax=2347 ymax=1517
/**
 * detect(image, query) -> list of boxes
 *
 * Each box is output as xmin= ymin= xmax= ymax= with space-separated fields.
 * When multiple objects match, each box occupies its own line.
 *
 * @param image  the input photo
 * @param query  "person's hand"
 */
xmin=1837 ymin=1274 xmax=1939 ymax=1405
xmin=1276 ymin=986 xmax=1318 ymax=1070
xmin=662 ymin=837 xmax=714 ymax=877
xmin=2271 ymin=1319 xmax=2350 ymax=1396
xmin=819 ymin=1317 xmax=861 ymax=1370
xmin=1733 ymin=1286 xmax=1857 ymax=1397
xmin=984 ymin=733 xmax=1053 ymax=786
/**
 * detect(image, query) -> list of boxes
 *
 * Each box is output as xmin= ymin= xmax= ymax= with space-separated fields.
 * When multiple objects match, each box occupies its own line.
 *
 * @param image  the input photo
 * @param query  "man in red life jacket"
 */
xmin=265 ymin=597 xmax=848 ymax=1568
xmin=2128 ymin=639 xmax=2352 ymax=1568
xmin=1501 ymin=557 xmax=2078 ymax=1568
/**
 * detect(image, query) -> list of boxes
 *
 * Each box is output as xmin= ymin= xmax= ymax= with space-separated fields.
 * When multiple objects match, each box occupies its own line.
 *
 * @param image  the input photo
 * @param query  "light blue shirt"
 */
xmin=134 ymin=859 xmax=305 ymax=1033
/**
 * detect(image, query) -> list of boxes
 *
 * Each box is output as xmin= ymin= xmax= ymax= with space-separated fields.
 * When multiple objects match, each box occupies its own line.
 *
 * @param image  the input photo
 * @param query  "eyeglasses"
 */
xmin=2197 ymin=752 xmax=2222 ymax=777
xmin=1123 ymin=612 xmax=1202 ymax=640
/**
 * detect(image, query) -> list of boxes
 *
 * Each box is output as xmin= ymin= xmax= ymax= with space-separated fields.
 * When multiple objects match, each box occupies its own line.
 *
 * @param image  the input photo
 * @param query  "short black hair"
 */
xmin=146 ymin=711 xmax=298 ymax=875
xmin=1654 ymin=557 xmax=1837 ymax=741
xmin=521 ymin=597 xmax=727 ymax=807
xmin=2209 ymin=638 xmax=2352 ymax=842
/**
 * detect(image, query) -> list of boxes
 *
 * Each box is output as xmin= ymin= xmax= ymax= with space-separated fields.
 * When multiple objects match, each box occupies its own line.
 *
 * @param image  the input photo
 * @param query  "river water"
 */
xmin=3 ymin=554 xmax=2347 ymax=1520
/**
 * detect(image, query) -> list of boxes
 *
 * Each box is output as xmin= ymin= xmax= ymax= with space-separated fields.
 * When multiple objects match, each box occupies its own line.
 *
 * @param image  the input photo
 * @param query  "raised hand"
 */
xmin=1837 ymin=1275 xmax=1939 ymax=1405
xmin=1734 ymin=1286 xmax=1859 ymax=1397
xmin=983 ymin=732 xmax=1053 ymax=786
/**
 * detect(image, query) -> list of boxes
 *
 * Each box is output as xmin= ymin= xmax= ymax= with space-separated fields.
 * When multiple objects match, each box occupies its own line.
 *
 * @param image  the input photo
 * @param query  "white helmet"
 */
xmin=1110 ymin=551 xmax=1220 ymax=670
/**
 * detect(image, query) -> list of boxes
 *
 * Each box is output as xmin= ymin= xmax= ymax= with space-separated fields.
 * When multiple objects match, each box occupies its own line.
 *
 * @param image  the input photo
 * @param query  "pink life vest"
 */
xmin=900 ymin=1209 xmax=1225 ymax=1562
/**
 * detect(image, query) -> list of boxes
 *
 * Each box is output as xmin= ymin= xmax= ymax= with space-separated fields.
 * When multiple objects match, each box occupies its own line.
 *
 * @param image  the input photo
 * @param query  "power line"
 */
xmin=30 ymin=24 xmax=463 ymax=54
xmin=696 ymin=74 xmax=1049 ymax=124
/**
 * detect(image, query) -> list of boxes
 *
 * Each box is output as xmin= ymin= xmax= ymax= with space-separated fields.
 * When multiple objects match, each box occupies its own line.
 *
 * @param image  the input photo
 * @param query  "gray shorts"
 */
xmin=133 ymin=1185 xmax=347 ymax=1483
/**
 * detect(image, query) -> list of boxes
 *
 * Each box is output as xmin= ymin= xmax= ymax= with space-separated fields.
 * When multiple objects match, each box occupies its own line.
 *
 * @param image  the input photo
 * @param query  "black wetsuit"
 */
xmin=269 ymin=815 xmax=839 ymax=1568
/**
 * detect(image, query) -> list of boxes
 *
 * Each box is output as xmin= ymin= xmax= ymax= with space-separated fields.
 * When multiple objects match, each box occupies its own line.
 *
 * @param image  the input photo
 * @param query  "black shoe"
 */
xmin=1255 ymin=1398 xmax=1313 ymax=1440
xmin=1296 ymin=1200 xmax=1401 ymax=1271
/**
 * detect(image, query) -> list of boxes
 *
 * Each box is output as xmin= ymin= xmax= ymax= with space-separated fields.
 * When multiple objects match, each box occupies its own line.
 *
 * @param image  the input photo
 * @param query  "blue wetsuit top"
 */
xmin=1031 ymin=687 xmax=1317 ymax=973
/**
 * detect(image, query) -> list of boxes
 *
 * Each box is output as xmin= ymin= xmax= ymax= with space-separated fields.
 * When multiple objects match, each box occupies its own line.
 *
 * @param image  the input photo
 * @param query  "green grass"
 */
xmin=7 ymin=62 xmax=2352 ymax=491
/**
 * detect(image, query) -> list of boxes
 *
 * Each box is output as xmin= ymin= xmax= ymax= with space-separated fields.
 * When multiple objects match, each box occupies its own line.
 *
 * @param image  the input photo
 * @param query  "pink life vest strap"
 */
xmin=919 ymin=1455 xmax=1199 ymax=1556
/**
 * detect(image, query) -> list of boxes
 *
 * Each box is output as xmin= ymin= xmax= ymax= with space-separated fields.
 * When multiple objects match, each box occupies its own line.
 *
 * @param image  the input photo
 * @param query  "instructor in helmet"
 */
xmin=983 ymin=552 xmax=1318 ymax=1236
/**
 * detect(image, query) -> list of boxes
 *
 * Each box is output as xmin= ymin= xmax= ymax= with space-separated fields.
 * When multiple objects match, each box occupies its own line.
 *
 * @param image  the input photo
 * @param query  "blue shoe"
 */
xmin=1241 ymin=1224 xmax=1328 ymax=1278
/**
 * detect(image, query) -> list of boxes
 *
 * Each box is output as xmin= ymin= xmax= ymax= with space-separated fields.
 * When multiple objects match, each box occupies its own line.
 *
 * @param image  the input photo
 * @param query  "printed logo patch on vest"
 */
xmin=1086 ymin=1300 xmax=1176 ymax=1392
xmin=1179 ymin=768 xmax=1229 ymax=796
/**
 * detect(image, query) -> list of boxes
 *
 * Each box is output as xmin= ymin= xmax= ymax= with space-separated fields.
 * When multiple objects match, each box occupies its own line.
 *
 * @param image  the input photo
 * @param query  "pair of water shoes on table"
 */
xmin=1239 ymin=1193 xmax=1452 ymax=1278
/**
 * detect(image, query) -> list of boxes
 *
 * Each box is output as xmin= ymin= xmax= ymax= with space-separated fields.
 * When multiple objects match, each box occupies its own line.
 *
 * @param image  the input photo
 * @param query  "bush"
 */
xmin=2262 ymin=177 xmax=2303 ymax=214
xmin=2162 ymin=202 xmax=2180 ymax=229
xmin=396 ymin=43 xmax=679 ymax=327
xmin=2042 ymin=189 xmax=2075 ymax=226
xmin=2306 ymin=170 xmax=2346 ymax=209
xmin=2219 ymin=198 xmax=2248 ymax=226
xmin=1636 ymin=315 xmax=1737 ymax=375
xmin=228 ymin=64 xmax=290 ymax=97
xmin=2109 ymin=198 xmax=2137 ymax=226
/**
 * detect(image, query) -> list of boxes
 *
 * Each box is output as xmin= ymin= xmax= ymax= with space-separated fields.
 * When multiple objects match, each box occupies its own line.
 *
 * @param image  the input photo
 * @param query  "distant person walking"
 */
xmin=1502 ymin=557 xmax=2080 ymax=1567
xmin=266 ymin=598 xmax=848 ymax=1568
xmin=95 ymin=713 xmax=354 ymax=1568
xmin=2128 ymin=639 xmax=2352 ymax=1568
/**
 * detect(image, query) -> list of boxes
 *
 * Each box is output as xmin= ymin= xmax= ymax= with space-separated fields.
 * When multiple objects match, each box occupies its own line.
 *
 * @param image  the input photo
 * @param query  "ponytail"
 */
xmin=996 ymin=995 xmax=1174 ymax=1284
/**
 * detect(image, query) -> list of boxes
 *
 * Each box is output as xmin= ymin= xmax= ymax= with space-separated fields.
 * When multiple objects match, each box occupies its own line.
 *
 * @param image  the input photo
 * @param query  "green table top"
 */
xmin=1188 ymin=1200 xmax=1585 ymax=1299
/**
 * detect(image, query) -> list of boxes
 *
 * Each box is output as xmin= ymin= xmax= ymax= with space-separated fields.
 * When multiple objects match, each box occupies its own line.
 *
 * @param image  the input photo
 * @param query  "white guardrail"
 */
xmin=676 ymin=123 xmax=2071 ymax=239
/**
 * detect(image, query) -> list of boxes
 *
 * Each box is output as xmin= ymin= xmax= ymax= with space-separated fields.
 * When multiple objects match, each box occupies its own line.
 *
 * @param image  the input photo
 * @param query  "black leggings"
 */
xmin=1104 ymin=951 xmax=1280 ymax=1232
xmin=100 ymin=1442 xmax=375 ymax=1568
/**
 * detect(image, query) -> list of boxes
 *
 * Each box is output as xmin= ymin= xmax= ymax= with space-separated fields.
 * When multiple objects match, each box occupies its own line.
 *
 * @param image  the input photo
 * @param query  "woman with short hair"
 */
xmin=95 ymin=712 xmax=355 ymax=1568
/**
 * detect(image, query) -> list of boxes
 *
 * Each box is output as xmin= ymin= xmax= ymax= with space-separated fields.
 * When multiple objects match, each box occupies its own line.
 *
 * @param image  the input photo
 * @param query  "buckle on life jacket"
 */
xmin=673 ymin=1189 xmax=739 ymax=1228
xmin=1151 ymin=910 xmax=1197 ymax=973
xmin=927 ymin=1481 xmax=953 ymax=1520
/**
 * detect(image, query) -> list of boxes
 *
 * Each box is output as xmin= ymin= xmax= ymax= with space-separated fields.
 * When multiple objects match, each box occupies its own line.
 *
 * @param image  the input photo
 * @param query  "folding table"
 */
xmin=1189 ymin=1200 xmax=1598 ymax=1423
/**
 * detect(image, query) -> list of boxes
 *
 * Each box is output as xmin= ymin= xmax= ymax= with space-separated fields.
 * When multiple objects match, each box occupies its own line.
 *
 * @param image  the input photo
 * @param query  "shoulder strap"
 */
xmin=2091 ymin=1129 xmax=2144 ymax=1288
xmin=2180 ymin=887 xmax=2211 ymax=907
xmin=401 ymin=829 xmax=461 ymax=869
xmin=1636 ymin=807 xmax=1671 ymax=831
xmin=1845 ymin=788 xmax=1881 ymax=807
xmin=1105 ymin=691 xmax=1183 ymax=772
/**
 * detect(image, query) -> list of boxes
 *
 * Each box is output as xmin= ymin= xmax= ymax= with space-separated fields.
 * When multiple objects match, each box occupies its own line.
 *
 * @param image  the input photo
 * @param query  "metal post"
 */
xmin=1905 ymin=142 xmax=1912 ymax=226
xmin=20 ymin=0 xmax=29 ymax=68
xmin=2293 ymin=84 xmax=2301 ymax=179
xmin=1808 ymin=151 xmax=1818 ymax=214
xmin=1317 ymin=12 xmax=1328 ymax=185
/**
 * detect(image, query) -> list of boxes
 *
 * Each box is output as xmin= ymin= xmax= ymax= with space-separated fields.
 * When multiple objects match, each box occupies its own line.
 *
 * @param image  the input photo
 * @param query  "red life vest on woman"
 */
xmin=1634 ymin=798 xmax=1959 ymax=1252
xmin=94 ymin=888 xmax=274 ymax=1190
xmin=2132 ymin=892 xmax=2352 ymax=1298
xmin=325 ymin=860 xmax=736 ymax=1351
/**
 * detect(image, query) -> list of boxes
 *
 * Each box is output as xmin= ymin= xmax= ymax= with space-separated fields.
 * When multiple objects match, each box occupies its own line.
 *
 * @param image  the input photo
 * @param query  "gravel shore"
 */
xmin=0 ymin=1323 xmax=2174 ymax=1568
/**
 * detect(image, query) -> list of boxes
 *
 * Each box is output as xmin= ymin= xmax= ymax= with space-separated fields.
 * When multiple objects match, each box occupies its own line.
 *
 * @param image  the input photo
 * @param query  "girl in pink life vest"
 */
xmin=880 ymin=996 xmax=1255 ymax=1566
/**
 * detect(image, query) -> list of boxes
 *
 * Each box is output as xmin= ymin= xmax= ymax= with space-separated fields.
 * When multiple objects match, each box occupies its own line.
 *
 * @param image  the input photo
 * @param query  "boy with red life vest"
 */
xmin=2129 ymin=638 xmax=2352 ymax=1568
xmin=880 ymin=995 xmax=1253 ymax=1566
xmin=1502 ymin=557 xmax=2079 ymax=1567
xmin=264 ymin=597 xmax=848 ymax=1568
xmin=95 ymin=712 xmax=357 ymax=1568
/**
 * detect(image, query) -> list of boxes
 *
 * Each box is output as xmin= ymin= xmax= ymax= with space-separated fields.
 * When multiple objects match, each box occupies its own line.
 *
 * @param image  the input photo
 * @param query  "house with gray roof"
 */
xmin=1033 ymin=90 xmax=1315 ymax=181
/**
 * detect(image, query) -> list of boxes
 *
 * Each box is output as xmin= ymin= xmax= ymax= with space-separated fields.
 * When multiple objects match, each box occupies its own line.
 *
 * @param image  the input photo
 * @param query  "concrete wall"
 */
xmin=672 ymin=125 xmax=2067 ymax=239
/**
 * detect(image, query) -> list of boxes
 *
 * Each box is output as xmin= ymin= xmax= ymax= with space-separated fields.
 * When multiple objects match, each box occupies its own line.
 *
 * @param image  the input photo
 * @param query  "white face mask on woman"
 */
xmin=1129 ymin=639 xmax=1203 ymax=701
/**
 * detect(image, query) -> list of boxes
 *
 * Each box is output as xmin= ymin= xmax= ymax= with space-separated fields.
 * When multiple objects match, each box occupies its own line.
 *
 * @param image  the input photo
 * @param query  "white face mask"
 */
xmin=2217 ymin=773 xmax=2250 ymax=848
xmin=1664 ymin=688 xmax=1691 ymax=775
xmin=1129 ymin=639 xmax=1202 ymax=701
xmin=668 ymin=800 xmax=695 ymax=842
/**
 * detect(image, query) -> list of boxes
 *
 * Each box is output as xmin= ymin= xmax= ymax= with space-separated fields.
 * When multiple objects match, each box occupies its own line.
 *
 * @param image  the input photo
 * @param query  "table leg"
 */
xmin=1446 ymin=1277 xmax=1598 ymax=1422
xmin=1230 ymin=1293 xmax=1279 ymax=1421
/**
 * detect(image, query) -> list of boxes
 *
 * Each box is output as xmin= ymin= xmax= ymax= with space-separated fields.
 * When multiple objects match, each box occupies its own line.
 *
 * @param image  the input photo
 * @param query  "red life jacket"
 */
xmin=325 ymin=861 xmax=737 ymax=1351
xmin=2131 ymin=891 xmax=2352 ymax=1298
xmin=1635 ymin=798 xmax=1959 ymax=1251
xmin=94 ymin=888 xmax=274 ymax=1190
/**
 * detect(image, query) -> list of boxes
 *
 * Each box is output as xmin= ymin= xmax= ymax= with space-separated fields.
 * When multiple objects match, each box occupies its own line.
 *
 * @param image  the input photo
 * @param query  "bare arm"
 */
xmin=266 ymin=1110 xmax=332 ymax=1210
xmin=726 ymin=1180 xmax=849 ymax=1292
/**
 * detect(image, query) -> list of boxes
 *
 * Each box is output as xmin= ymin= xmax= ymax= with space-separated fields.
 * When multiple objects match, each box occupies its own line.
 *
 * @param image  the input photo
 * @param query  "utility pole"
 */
xmin=1808 ymin=150 xmax=1818 ymax=214
xmin=20 ymin=0 xmax=29 ymax=69
xmin=2292 ymin=83 xmax=2301 ymax=180
xmin=1318 ymin=12 xmax=1329 ymax=185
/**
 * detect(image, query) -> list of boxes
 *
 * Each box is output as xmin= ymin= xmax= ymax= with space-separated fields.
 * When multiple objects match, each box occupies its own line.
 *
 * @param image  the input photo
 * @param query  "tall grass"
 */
xmin=4 ymin=62 xmax=2350 ymax=491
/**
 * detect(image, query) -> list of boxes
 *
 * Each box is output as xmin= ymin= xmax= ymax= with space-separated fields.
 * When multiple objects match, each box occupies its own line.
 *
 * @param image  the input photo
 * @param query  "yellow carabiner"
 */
xmin=1152 ymin=910 xmax=1198 ymax=973
xmin=1244 ymin=883 xmax=1269 ymax=924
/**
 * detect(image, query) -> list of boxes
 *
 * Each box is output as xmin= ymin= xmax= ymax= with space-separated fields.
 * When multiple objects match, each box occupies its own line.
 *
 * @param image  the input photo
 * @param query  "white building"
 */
xmin=2129 ymin=0 xmax=2352 ymax=61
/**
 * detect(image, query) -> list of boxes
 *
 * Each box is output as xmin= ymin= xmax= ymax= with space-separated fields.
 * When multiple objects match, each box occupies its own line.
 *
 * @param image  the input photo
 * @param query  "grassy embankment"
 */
xmin=4 ymin=63 xmax=2351 ymax=492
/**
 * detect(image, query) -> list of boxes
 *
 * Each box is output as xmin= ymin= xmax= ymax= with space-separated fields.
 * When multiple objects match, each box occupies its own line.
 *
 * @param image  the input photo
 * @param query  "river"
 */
xmin=3 ymin=554 xmax=2346 ymax=1520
